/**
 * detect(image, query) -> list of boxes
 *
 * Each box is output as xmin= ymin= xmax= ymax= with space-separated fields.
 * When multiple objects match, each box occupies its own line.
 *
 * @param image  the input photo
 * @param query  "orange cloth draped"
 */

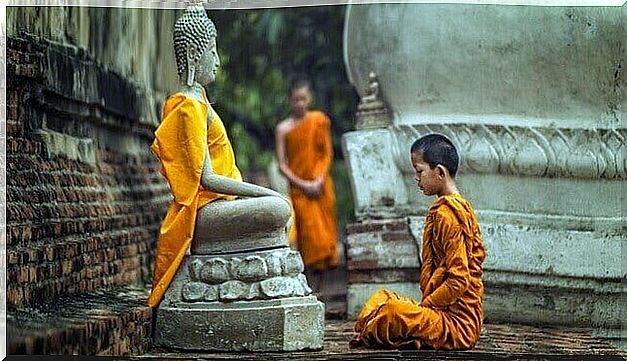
xmin=284 ymin=110 xmax=339 ymax=270
xmin=287 ymin=201 xmax=298 ymax=248
xmin=147 ymin=93 xmax=242 ymax=307
xmin=352 ymin=193 xmax=486 ymax=350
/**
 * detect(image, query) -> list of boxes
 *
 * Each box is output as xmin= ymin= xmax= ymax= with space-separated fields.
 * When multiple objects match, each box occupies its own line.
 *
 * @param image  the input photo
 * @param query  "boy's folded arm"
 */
xmin=421 ymin=219 xmax=470 ymax=308
xmin=423 ymin=266 xmax=446 ymax=297
xmin=419 ymin=239 xmax=435 ymax=294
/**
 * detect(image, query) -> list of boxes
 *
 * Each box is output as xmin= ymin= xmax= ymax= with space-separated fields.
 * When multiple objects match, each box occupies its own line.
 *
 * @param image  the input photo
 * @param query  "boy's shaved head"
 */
xmin=410 ymin=134 xmax=459 ymax=177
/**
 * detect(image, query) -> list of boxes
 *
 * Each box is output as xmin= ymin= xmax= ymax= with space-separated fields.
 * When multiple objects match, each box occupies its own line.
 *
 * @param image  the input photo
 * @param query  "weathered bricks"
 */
xmin=7 ymin=34 xmax=169 ymax=311
xmin=345 ymin=218 xmax=422 ymax=283
xmin=4 ymin=32 xmax=171 ymax=356
xmin=382 ymin=230 xmax=413 ymax=242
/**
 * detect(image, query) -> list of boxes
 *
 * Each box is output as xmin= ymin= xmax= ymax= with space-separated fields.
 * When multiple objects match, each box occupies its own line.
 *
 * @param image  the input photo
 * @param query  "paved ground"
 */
xmin=8 ymin=265 xmax=625 ymax=359
xmin=134 ymin=265 xmax=626 ymax=360
xmin=136 ymin=320 xmax=626 ymax=360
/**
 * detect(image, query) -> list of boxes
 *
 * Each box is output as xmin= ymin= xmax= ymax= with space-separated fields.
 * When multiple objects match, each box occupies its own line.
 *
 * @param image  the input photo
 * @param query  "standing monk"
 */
xmin=275 ymin=76 xmax=339 ymax=294
xmin=350 ymin=134 xmax=486 ymax=350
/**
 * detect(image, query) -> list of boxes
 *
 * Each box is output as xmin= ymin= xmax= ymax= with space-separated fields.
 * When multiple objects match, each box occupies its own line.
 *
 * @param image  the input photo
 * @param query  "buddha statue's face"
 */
xmin=195 ymin=39 xmax=220 ymax=86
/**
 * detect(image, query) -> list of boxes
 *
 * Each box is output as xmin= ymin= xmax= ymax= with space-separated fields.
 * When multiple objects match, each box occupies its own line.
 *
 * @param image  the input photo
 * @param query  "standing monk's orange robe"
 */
xmin=284 ymin=110 xmax=339 ymax=270
xmin=147 ymin=92 xmax=242 ymax=307
xmin=351 ymin=193 xmax=486 ymax=350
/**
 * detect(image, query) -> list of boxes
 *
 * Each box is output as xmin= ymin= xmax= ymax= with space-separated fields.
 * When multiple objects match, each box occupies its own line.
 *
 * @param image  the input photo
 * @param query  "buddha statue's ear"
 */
xmin=186 ymin=45 xmax=200 ymax=86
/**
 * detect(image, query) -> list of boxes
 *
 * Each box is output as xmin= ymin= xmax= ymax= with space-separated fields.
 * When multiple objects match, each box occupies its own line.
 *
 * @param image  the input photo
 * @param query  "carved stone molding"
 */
xmin=180 ymin=249 xmax=312 ymax=303
xmin=391 ymin=123 xmax=626 ymax=179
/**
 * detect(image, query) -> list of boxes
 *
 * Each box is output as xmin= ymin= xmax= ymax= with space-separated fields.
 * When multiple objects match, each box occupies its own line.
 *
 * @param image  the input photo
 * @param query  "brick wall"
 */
xmin=345 ymin=218 xmax=422 ymax=284
xmin=6 ymin=33 xmax=170 ymax=309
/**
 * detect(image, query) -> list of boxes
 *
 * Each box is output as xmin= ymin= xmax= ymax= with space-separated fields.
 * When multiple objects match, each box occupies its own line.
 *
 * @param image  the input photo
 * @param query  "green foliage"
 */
xmin=208 ymin=6 xmax=358 ymax=166
xmin=207 ymin=6 xmax=357 ymax=224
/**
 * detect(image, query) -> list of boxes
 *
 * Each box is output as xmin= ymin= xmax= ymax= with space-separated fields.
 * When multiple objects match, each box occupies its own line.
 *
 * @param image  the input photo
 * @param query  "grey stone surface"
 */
xmin=260 ymin=277 xmax=298 ymax=298
xmin=34 ymin=129 xmax=96 ymax=165
xmin=282 ymin=250 xmax=305 ymax=276
xmin=233 ymin=256 xmax=269 ymax=282
xmin=342 ymin=129 xmax=409 ymax=220
xmin=409 ymin=214 xmax=624 ymax=280
xmin=183 ymin=248 xmax=313 ymax=287
xmin=265 ymin=252 xmax=284 ymax=276
xmin=344 ymin=4 xmax=624 ymax=128
xmin=155 ymin=296 xmax=324 ymax=351
xmin=192 ymin=224 xmax=289 ymax=255
xmin=166 ymin=250 xmax=316 ymax=304
xmin=219 ymin=281 xmax=248 ymax=301
xmin=199 ymin=258 xmax=230 ymax=284
xmin=245 ymin=282 xmax=261 ymax=301
xmin=354 ymin=71 xmax=392 ymax=130
xmin=204 ymin=285 xmax=219 ymax=302
xmin=297 ymin=274 xmax=313 ymax=295
xmin=346 ymin=231 xmax=421 ymax=269
xmin=181 ymin=282 xmax=208 ymax=303
xmin=484 ymin=277 xmax=626 ymax=330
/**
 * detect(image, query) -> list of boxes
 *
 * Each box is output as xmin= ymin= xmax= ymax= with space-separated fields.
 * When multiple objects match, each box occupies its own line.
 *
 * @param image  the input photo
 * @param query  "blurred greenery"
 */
xmin=207 ymin=6 xmax=359 ymax=227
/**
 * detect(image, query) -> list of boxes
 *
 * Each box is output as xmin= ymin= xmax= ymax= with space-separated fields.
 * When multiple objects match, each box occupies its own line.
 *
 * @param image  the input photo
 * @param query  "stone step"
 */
xmin=8 ymin=284 xmax=152 ymax=355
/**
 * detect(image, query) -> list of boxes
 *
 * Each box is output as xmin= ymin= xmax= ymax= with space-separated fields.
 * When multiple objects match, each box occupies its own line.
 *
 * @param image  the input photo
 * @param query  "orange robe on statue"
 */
xmin=352 ymin=193 xmax=486 ymax=350
xmin=284 ymin=110 xmax=339 ymax=270
xmin=147 ymin=92 xmax=242 ymax=308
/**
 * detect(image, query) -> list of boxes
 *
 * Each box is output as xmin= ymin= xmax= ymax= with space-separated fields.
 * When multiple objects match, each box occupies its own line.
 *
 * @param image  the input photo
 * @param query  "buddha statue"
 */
xmin=150 ymin=3 xmax=324 ymax=351
xmin=355 ymin=71 xmax=391 ymax=129
xmin=148 ymin=3 xmax=292 ymax=308
xmin=361 ymin=71 xmax=381 ymax=103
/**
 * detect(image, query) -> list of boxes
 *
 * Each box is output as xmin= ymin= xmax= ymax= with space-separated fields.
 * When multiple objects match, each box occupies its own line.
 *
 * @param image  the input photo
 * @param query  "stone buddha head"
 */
xmin=173 ymin=4 xmax=220 ymax=87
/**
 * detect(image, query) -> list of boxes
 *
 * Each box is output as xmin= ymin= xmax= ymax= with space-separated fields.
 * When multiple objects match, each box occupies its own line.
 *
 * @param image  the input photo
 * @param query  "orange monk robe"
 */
xmin=284 ymin=110 xmax=339 ymax=270
xmin=352 ymin=193 xmax=486 ymax=350
xmin=147 ymin=93 xmax=242 ymax=308
xmin=287 ymin=201 xmax=298 ymax=248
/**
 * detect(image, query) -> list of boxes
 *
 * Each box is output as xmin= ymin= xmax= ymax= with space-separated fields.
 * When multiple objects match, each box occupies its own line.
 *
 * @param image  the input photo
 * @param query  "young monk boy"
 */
xmin=350 ymin=133 xmax=486 ymax=350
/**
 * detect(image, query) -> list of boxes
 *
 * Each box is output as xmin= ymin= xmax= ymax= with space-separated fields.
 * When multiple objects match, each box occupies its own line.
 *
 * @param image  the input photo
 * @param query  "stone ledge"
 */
xmin=8 ymin=284 xmax=153 ymax=355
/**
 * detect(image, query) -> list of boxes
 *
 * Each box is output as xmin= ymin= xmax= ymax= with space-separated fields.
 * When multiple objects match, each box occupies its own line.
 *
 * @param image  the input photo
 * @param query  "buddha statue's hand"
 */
xmin=250 ymin=183 xmax=290 ymax=204
xmin=202 ymin=173 xmax=290 ymax=204
xmin=201 ymin=147 xmax=288 ymax=203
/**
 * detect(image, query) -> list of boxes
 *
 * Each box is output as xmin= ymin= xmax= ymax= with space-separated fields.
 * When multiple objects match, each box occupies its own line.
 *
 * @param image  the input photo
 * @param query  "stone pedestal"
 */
xmin=355 ymin=101 xmax=391 ymax=130
xmin=154 ymin=245 xmax=324 ymax=351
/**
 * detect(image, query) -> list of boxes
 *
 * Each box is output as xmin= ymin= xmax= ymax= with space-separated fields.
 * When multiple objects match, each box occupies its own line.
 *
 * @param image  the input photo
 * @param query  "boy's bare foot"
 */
xmin=349 ymin=337 xmax=364 ymax=349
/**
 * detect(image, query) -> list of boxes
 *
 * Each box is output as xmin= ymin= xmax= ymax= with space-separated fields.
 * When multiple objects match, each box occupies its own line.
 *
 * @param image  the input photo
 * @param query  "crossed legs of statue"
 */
xmin=192 ymin=195 xmax=291 ymax=254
